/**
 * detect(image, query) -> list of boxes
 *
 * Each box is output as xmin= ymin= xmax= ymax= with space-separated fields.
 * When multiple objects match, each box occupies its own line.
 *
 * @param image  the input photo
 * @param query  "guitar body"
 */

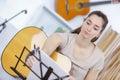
xmin=1 ymin=26 xmax=71 ymax=78
xmin=50 ymin=51 xmax=71 ymax=73
xmin=56 ymin=0 xmax=120 ymax=20
xmin=1 ymin=26 xmax=47 ymax=77
xmin=56 ymin=0 xmax=90 ymax=20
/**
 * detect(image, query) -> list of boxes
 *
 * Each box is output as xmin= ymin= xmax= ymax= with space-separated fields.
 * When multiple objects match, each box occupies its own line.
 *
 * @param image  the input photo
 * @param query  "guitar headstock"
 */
xmin=112 ymin=0 xmax=120 ymax=4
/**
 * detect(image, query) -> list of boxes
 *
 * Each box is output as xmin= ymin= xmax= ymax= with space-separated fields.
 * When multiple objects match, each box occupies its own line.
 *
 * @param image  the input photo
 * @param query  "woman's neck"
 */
xmin=75 ymin=34 xmax=91 ymax=48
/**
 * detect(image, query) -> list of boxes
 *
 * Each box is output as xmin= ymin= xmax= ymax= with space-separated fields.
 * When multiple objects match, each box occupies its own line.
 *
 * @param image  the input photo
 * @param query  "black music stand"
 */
xmin=11 ymin=46 xmax=69 ymax=80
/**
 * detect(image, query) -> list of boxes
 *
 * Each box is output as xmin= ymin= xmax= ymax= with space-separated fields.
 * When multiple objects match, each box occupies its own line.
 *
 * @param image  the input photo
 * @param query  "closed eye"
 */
xmin=94 ymin=26 xmax=100 ymax=31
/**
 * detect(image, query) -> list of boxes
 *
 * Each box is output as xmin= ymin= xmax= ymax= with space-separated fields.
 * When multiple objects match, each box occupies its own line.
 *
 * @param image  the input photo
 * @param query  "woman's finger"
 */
xmin=26 ymin=56 xmax=35 ymax=68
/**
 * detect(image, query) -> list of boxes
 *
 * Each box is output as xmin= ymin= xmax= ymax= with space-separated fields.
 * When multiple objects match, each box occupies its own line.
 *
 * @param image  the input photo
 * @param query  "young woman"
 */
xmin=26 ymin=11 xmax=108 ymax=80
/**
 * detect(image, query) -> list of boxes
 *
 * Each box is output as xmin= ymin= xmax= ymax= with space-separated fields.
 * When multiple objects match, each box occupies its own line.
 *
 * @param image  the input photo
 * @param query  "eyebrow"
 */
xmin=87 ymin=19 xmax=101 ymax=28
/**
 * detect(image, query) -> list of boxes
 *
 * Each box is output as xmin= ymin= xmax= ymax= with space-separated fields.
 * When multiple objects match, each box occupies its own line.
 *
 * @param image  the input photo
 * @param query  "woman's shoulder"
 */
xmin=90 ymin=46 xmax=105 ymax=72
xmin=94 ymin=45 xmax=105 ymax=59
xmin=95 ymin=46 xmax=103 ymax=53
xmin=56 ymin=32 xmax=76 ymax=38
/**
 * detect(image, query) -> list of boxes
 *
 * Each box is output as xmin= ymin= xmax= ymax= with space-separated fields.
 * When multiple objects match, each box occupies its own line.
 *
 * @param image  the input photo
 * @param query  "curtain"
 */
xmin=97 ymin=45 xmax=120 ymax=80
xmin=97 ymin=26 xmax=120 ymax=80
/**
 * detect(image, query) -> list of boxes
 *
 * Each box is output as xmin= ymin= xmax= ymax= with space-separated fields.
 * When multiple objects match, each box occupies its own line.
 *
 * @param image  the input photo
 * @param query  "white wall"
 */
xmin=0 ymin=0 xmax=120 ymax=32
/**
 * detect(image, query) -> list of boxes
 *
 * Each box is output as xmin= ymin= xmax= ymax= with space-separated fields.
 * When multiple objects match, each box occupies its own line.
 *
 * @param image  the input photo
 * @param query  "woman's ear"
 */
xmin=91 ymin=33 xmax=101 ymax=42
xmin=96 ymin=32 xmax=102 ymax=38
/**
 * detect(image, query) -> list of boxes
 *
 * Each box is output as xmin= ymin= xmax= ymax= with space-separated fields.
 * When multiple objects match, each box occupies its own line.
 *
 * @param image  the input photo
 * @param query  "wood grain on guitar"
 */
xmin=55 ymin=0 xmax=120 ymax=21
xmin=50 ymin=51 xmax=71 ymax=73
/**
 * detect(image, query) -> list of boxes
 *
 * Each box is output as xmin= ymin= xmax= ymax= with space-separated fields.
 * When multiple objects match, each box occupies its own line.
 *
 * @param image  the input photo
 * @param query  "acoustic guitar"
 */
xmin=55 ymin=0 xmax=120 ymax=20
xmin=1 ymin=26 xmax=71 ymax=78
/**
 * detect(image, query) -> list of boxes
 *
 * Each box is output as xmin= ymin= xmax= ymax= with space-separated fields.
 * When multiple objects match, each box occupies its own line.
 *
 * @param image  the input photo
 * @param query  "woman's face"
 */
xmin=80 ymin=14 xmax=104 ymax=40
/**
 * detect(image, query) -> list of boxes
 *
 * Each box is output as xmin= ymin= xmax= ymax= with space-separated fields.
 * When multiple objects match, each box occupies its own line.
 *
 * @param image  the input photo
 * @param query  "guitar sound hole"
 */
xmin=77 ymin=3 xmax=83 ymax=9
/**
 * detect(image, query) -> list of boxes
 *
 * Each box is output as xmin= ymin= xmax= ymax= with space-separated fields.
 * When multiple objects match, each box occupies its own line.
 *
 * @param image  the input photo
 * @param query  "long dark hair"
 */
xmin=71 ymin=11 xmax=108 ymax=42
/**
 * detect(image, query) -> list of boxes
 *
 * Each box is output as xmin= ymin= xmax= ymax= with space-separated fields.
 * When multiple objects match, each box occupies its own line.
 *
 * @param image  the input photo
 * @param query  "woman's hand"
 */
xmin=26 ymin=55 xmax=35 ymax=68
xmin=25 ymin=45 xmax=39 ymax=68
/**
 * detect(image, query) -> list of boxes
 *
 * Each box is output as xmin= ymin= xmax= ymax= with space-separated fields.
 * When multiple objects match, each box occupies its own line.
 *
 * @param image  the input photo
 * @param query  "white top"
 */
xmin=57 ymin=32 xmax=105 ymax=80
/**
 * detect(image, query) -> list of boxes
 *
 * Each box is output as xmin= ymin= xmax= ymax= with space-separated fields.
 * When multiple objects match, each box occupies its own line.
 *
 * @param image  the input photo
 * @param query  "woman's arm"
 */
xmin=85 ymin=69 xmax=99 ymax=80
xmin=42 ymin=33 xmax=62 ymax=55
xmin=26 ymin=33 xmax=62 ymax=68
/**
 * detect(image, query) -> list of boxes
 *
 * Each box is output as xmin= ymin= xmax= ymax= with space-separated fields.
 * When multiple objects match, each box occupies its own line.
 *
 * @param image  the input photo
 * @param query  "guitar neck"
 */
xmin=81 ymin=1 xmax=112 ymax=8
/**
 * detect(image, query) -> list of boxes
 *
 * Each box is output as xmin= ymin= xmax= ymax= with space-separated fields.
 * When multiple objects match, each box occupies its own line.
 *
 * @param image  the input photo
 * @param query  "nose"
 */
xmin=87 ymin=25 xmax=93 ymax=32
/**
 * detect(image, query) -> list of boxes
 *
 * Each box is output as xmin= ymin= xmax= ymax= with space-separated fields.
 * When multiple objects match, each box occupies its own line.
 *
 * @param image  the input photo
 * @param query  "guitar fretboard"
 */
xmin=81 ymin=1 xmax=111 ymax=8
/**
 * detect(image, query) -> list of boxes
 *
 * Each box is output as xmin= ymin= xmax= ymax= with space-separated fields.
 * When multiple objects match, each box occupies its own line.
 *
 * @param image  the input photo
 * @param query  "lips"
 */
xmin=83 ymin=30 xmax=90 ymax=35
